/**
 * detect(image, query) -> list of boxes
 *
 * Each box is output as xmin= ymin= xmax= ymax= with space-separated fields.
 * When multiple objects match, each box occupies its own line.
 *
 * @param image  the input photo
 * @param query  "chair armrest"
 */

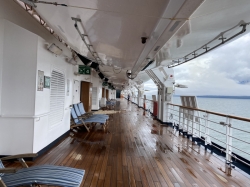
xmin=78 ymin=115 xmax=88 ymax=120
xmin=0 ymin=168 xmax=17 ymax=173
xmin=1 ymin=153 xmax=38 ymax=161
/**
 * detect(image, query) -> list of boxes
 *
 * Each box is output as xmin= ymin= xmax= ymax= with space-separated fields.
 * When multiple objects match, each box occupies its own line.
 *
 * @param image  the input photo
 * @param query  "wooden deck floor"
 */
xmin=5 ymin=99 xmax=250 ymax=186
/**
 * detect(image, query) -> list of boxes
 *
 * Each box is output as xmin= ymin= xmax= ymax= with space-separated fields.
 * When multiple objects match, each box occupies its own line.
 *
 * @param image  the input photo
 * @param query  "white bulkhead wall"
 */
xmin=0 ymin=20 xmax=82 ymax=154
xmin=0 ymin=19 xmax=37 ymax=154
xmin=0 ymin=0 xmax=109 ymax=155
xmin=0 ymin=19 xmax=3 ymax=115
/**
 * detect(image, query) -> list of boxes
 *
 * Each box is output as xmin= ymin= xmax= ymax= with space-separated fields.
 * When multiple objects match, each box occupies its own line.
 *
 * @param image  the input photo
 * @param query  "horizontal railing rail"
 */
xmin=169 ymin=103 xmax=250 ymax=122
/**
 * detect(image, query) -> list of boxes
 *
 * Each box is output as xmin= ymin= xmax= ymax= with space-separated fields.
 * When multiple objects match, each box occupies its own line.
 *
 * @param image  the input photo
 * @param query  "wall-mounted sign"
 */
xmin=37 ymin=70 xmax=44 ymax=91
xmin=78 ymin=65 xmax=91 ymax=75
xmin=44 ymin=76 xmax=50 ymax=88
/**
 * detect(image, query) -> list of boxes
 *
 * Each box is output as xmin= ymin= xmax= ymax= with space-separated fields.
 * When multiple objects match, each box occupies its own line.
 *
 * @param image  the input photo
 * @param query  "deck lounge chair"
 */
xmin=106 ymin=100 xmax=116 ymax=110
xmin=76 ymin=103 xmax=109 ymax=119
xmin=71 ymin=108 xmax=107 ymax=132
xmin=0 ymin=153 xmax=84 ymax=187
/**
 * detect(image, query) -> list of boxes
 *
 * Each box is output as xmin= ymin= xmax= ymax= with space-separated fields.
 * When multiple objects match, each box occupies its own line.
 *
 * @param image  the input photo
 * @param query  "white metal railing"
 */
xmin=139 ymin=97 xmax=143 ymax=107
xmin=168 ymin=103 xmax=250 ymax=175
xmin=145 ymin=99 xmax=154 ymax=113
xmin=132 ymin=96 xmax=137 ymax=104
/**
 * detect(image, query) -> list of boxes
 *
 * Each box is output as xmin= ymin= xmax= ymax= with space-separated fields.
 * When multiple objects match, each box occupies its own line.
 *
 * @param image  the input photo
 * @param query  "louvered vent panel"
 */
xmin=49 ymin=71 xmax=65 ymax=128
xmin=92 ymin=87 xmax=97 ymax=105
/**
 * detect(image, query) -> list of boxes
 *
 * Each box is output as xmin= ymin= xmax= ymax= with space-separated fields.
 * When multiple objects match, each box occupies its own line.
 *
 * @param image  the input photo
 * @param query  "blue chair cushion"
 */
xmin=71 ymin=108 xmax=107 ymax=125
xmin=0 ymin=160 xmax=4 ymax=177
xmin=2 ymin=165 xmax=84 ymax=187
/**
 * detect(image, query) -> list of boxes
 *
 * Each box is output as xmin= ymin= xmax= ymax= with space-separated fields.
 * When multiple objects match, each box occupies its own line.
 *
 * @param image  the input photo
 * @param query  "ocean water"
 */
xmin=172 ymin=96 xmax=250 ymax=160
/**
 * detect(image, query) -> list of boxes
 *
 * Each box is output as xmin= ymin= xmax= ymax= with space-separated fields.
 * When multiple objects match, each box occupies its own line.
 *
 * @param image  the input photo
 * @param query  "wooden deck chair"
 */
xmin=71 ymin=108 xmax=107 ymax=132
xmin=0 ymin=154 xmax=84 ymax=187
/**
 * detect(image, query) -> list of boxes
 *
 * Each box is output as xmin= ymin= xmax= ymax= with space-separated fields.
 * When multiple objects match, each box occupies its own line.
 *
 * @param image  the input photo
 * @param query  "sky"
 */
xmin=144 ymin=33 xmax=250 ymax=97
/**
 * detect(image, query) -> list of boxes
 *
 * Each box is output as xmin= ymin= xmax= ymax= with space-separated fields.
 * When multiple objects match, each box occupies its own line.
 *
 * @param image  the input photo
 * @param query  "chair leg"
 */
xmin=70 ymin=137 xmax=76 ymax=144
xmin=0 ymin=179 xmax=7 ymax=187
xmin=80 ymin=120 xmax=90 ymax=132
xmin=103 ymin=122 xmax=110 ymax=134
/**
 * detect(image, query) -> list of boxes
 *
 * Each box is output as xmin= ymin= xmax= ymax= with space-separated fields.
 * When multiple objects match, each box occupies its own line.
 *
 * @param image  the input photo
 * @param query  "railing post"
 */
xmin=191 ymin=110 xmax=195 ymax=137
xmin=197 ymin=111 xmax=201 ymax=138
xmin=204 ymin=112 xmax=210 ymax=146
xmin=225 ymin=117 xmax=233 ymax=175
xmin=182 ymin=109 xmax=185 ymax=132
xmin=179 ymin=107 xmax=182 ymax=130
xmin=166 ymin=103 xmax=169 ymax=122
xmin=187 ymin=109 xmax=190 ymax=135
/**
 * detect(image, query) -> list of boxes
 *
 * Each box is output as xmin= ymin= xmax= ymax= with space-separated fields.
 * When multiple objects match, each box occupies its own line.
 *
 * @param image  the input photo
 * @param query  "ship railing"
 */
xmin=134 ymin=96 xmax=138 ymax=105
xmin=168 ymin=103 xmax=250 ymax=175
xmin=130 ymin=96 xmax=144 ymax=108
xmin=131 ymin=96 xmax=136 ymax=104
xmin=144 ymin=99 xmax=154 ymax=113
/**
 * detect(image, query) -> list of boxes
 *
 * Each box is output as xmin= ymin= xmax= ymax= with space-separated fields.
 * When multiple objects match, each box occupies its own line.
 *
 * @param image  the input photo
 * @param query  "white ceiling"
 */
xmin=33 ymin=0 xmax=203 ymax=85
xmin=30 ymin=0 xmax=250 ymax=86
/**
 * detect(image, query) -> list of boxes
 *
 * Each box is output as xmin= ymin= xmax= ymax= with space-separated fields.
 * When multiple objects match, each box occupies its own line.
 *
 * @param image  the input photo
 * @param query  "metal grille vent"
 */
xmin=92 ymin=87 xmax=97 ymax=105
xmin=49 ymin=70 xmax=65 ymax=128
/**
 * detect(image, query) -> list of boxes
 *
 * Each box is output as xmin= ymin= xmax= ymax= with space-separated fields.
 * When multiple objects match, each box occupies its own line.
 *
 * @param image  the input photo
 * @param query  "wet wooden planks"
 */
xmin=4 ymin=99 xmax=250 ymax=187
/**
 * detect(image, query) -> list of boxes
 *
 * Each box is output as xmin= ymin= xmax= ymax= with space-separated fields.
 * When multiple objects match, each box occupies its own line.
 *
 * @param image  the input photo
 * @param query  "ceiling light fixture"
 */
xmin=47 ymin=43 xmax=63 ymax=55
xmin=126 ymin=70 xmax=137 ymax=80
xmin=67 ymin=58 xmax=77 ymax=65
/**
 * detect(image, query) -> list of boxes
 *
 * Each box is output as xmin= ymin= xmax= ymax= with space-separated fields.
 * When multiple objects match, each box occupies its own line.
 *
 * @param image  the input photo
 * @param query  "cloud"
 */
xmin=173 ymin=33 xmax=250 ymax=96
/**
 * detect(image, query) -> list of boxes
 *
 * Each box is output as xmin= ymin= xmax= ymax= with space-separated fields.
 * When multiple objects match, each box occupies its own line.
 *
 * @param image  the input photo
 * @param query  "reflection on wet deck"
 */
xmin=5 ymin=99 xmax=250 ymax=187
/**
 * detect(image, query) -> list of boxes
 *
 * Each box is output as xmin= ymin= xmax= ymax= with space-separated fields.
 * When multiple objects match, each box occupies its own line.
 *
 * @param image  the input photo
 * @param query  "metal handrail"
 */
xmin=169 ymin=103 xmax=250 ymax=123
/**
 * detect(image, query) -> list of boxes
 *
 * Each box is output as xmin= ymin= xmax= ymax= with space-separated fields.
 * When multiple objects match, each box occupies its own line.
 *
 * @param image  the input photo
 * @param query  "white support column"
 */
xmin=179 ymin=108 xmax=182 ymax=130
xmin=160 ymin=86 xmax=165 ymax=121
xmin=187 ymin=109 xmax=190 ymax=134
xmin=143 ymin=95 xmax=146 ymax=110
xmin=137 ymin=90 xmax=141 ymax=106
xmin=191 ymin=110 xmax=195 ymax=137
xmin=182 ymin=109 xmax=185 ymax=131
xmin=157 ymin=86 xmax=162 ymax=120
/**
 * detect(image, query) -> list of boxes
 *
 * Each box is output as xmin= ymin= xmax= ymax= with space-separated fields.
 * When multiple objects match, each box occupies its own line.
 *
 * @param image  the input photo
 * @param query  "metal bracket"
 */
xmin=71 ymin=17 xmax=82 ymax=22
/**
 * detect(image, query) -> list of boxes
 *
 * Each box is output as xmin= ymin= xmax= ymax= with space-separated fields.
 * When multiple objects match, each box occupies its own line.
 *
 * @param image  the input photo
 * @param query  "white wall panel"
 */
xmin=1 ymin=20 xmax=37 ymax=116
xmin=0 ymin=118 xmax=33 ymax=154
xmin=0 ymin=19 xmax=4 ymax=114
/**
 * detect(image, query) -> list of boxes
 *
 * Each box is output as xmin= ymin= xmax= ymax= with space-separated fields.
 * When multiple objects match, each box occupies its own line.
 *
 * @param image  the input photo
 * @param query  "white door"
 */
xmin=73 ymin=80 xmax=80 ymax=104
